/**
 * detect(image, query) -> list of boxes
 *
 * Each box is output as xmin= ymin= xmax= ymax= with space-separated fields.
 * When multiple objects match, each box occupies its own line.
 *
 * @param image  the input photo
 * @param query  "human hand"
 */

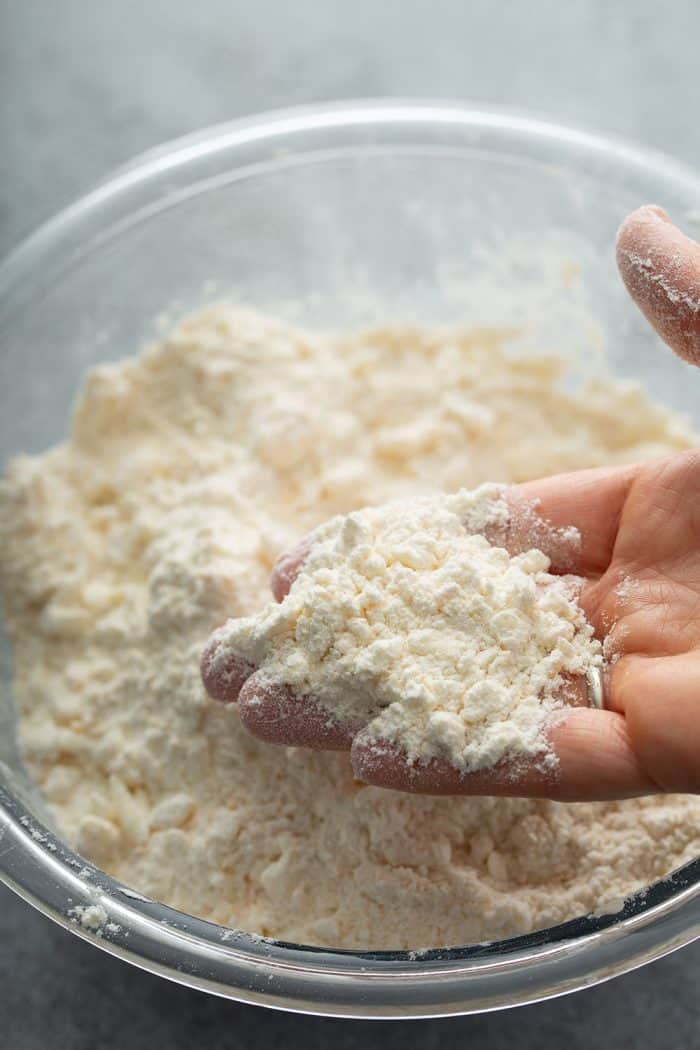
xmin=201 ymin=454 xmax=700 ymax=801
xmin=202 ymin=207 xmax=700 ymax=801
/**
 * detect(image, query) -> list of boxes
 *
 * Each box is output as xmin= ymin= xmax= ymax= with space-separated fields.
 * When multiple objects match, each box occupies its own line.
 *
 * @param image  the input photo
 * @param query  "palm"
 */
xmin=576 ymin=455 xmax=700 ymax=794
xmin=594 ymin=463 xmax=700 ymax=659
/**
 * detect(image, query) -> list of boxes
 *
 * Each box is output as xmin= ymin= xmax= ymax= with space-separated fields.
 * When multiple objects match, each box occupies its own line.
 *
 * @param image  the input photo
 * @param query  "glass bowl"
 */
xmin=0 ymin=100 xmax=698 ymax=1018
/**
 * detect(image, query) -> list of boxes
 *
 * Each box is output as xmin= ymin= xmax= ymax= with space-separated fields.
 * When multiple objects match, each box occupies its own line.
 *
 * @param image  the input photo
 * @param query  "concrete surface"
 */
xmin=1 ymin=1 xmax=698 ymax=1046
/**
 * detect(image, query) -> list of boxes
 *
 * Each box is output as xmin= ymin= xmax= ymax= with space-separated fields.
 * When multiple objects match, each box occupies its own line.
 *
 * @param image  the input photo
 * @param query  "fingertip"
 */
xmin=616 ymin=204 xmax=700 ymax=366
xmin=484 ymin=488 xmax=585 ymax=573
xmin=270 ymin=539 xmax=309 ymax=602
xmin=238 ymin=676 xmax=358 ymax=750
xmin=200 ymin=631 xmax=254 ymax=703
xmin=645 ymin=204 xmax=670 ymax=223
xmin=615 ymin=206 xmax=666 ymax=280
xmin=615 ymin=206 xmax=671 ymax=263
xmin=544 ymin=706 xmax=656 ymax=800
xmin=617 ymin=204 xmax=669 ymax=236
xmin=515 ymin=464 xmax=638 ymax=579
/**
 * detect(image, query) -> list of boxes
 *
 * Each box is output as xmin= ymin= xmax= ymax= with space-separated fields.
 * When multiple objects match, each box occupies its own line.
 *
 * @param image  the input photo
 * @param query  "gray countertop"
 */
xmin=1 ymin=1 xmax=698 ymax=1045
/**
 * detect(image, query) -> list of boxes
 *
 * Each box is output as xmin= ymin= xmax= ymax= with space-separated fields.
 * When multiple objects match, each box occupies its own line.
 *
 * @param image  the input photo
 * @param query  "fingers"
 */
xmin=203 ymin=530 xmax=353 ymax=748
xmin=200 ymin=630 xmax=254 ymax=702
xmin=202 ymin=625 xmax=359 ymax=748
xmin=237 ymin=675 xmax=359 ymax=750
xmin=351 ymin=734 xmax=505 ymax=794
xmin=616 ymin=205 xmax=700 ymax=366
xmin=352 ymin=707 xmax=656 ymax=802
xmin=543 ymin=707 xmax=657 ymax=800
xmin=270 ymin=539 xmax=309 ymax=602
xmin=608 ymin=651 xmax=700 ymax=794
xmin=201 ymin=533 xmax=308 ymax=704
xmin=514 ymin=464 xmax=640 ymax=577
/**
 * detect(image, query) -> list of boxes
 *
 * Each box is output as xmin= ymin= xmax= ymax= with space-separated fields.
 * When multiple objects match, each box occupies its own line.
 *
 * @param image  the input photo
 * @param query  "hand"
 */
xmin=202 ymin=207 xmax=700 ymax=801
xmin=202 ymin=455 xmax=700 ymax=801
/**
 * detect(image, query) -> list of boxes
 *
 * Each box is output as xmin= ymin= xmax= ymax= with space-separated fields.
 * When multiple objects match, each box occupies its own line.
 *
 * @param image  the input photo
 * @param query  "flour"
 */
xmin=1 ymin=305 xmax=698 ymax=950
xmin=69 ymin=904 xmax=108 ymax=930
xmin=68 ymin=903 xmax=120 ymax=936
xmin=213 ymin=485 xmax=602 ymax=773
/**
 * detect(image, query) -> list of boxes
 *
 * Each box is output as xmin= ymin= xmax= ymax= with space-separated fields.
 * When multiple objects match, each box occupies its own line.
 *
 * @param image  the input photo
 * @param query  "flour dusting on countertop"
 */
xmin=0 ymin=305 xmax=698 ymax=949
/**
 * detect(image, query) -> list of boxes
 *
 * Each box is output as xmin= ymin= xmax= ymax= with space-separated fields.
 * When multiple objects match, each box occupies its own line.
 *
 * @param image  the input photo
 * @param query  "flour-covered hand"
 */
xmin=202 ymin=209 xmax=700 ymax=802
xmin=202 ymin=456 xmax=700 ymax=803
xmin=201 ymin=487 xmax=601 ymax=790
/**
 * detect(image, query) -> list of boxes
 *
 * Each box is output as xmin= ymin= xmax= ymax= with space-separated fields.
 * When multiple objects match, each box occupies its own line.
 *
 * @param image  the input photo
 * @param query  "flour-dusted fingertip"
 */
xmin=238 ymin=676 xmax=358 ymax=750
xmin=616 ymin=204 xmax=700 ymax=366
xmin=200 ymin=628 xmax=255 ymax=703
xmin=543 ymin=706 xmax=656 ymax=801
xmin=616 ymin=204 xmax=669 ymax=242
xmin=270 ymin=538 xmax=310 ymax=602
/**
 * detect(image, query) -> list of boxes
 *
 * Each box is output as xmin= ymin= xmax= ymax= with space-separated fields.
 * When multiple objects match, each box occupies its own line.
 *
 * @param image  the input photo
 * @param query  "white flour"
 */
xmin=68 ymin=903 xmax=120 ymax=936
xmin=1 ymin=305 xmax=698 ymax=949
xmin=213 ymin=485 xmax=602 ymax=773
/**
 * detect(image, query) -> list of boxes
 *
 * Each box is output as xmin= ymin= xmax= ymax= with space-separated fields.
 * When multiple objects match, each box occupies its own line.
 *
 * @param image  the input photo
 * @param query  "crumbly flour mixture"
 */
xmin=1 ymin=305 xmax=699 ymax=949
xmin=213 ymin=485 xmax=602 ymax=773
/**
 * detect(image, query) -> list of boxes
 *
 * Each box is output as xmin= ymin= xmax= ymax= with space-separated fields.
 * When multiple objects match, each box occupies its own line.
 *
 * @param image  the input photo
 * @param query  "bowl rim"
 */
xmin=3 ymin=97 xmax=700 ymax=308
xmin=1 ymin=98 xmax=699 ymax=1018
xmin=3 ymin=780 xmax=698 ymax=1018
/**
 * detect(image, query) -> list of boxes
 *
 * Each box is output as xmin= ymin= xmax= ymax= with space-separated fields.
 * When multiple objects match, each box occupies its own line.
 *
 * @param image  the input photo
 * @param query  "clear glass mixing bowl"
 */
xmin=0 ymin=101 xmax=698 ymax=1018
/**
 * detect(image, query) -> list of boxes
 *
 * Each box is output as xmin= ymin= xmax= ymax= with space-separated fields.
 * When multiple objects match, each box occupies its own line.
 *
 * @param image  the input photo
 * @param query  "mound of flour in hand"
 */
xmin=213 ymin=483 xmax=603 ymax=773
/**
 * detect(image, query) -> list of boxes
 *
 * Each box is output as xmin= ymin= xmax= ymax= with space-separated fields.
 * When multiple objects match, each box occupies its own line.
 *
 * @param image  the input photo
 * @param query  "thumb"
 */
xmin=616 ymin=205 xmax=700 ymax=366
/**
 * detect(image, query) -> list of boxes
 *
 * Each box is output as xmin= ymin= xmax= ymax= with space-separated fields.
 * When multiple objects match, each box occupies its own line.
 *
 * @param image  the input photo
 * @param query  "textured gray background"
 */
xmin=1 ymin=1 xmax=699 ymax=1046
